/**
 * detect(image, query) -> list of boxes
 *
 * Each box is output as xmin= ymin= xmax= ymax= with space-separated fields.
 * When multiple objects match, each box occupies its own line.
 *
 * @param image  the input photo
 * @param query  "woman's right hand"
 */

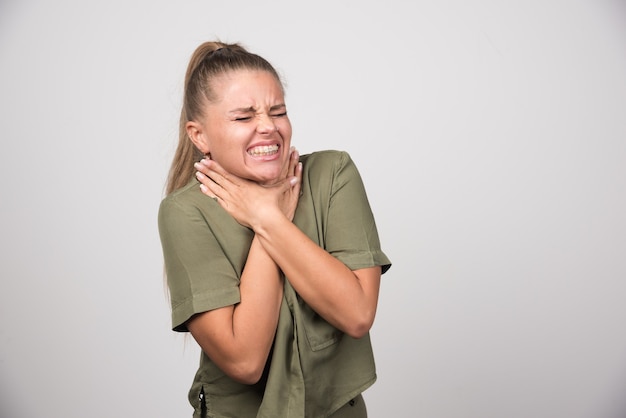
xmin=194 ymin=148 xmax=303 ymax=227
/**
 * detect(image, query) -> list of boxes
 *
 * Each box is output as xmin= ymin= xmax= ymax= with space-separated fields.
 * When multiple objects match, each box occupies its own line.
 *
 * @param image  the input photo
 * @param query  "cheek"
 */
xmin=213 ymin=126 xmax=248 ymax=150
xmin=280 ymin=119 xmax=293 ymax=139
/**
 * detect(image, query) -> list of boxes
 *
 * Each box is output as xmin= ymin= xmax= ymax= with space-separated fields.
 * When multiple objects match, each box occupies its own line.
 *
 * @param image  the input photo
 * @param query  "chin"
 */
xmin=254 ymin=171 xmax=283 ymax=185
xmin=257 ymin=176 xmax=282 ymax=186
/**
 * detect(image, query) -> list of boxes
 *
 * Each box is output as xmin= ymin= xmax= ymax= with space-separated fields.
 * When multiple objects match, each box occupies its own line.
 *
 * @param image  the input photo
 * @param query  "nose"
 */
xmin=256 ymin=114 xmax=278 ymax=134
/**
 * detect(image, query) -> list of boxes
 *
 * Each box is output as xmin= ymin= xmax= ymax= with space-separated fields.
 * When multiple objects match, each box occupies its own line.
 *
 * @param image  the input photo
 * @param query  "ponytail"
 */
xmin=164 ymin=42 xmax=283 ymax=195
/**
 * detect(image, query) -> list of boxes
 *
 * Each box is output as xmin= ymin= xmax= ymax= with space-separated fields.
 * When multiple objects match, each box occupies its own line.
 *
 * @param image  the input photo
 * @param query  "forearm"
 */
xmin=232 ymin=236 xmax=284 ymax=358
xmin=254 ymin=214 xmax=380 ymax=338
xmin=189 ymin=236 xmax=283 ymax=384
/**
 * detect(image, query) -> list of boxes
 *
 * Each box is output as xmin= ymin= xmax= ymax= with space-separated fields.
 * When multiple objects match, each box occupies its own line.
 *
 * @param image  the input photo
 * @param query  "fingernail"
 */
xmin=289 ymin=177 xmax=298 ymax=186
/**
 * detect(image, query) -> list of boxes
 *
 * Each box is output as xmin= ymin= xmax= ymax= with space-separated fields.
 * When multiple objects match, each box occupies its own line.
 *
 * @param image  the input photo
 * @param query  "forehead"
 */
xmin=210 ymin=69 xmax=284 ymax=104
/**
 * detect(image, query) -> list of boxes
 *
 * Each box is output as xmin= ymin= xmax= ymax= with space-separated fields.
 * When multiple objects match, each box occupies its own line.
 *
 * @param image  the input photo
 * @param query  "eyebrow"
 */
xmin=228 ymin=104 xmax=286 ymax=114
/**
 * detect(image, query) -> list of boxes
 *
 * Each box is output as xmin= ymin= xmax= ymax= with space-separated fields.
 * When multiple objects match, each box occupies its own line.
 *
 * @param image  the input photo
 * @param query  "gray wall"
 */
xmin=1 ymin=1 xmax=625 ymax=417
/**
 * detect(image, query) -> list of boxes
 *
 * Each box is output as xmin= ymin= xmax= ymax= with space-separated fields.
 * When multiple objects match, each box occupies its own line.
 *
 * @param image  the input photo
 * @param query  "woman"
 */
xmin=158 ymin=41 xmax=391 ymax=418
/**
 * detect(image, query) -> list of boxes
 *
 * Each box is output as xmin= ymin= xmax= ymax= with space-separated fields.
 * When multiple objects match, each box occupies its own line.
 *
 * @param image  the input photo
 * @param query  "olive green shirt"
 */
xmin=158 ymin=150 xmax=391 ymax=417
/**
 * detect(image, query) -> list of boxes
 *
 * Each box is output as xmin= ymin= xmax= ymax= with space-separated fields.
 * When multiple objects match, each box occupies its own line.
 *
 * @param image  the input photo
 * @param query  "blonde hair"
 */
xmin=165 ymin=41 xmax=284 ymax=194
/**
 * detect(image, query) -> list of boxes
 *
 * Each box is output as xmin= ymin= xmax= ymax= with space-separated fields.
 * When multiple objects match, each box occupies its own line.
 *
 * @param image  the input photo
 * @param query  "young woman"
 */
xmin=158 ymin=41 xmax=391 ymax=417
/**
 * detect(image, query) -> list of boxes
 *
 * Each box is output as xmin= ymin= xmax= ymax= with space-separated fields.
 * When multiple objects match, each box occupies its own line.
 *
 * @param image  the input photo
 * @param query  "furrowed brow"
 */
xmin=228 ymin=106 xmax=256 ymax=114
xmin=228 ymin=104 xmax=286 ymax=115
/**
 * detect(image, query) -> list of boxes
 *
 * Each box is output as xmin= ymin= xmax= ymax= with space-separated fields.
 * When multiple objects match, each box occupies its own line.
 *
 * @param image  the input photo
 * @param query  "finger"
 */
xmin=194 ymin=159 xmax=215 ymax=176
xmin=195 ymin=171 xmax=221 ymax=199
xmin=198 ymin=157 xmax=225 ymax=172
xmin=289 ymin=162 xmax=303 ymax=197
xmin=199 ymin=158 xmax=247 ymax=189
xmin=194 ymin=166 xmax=217 ymax=188
xmin=288 ymin=148 xmax=300 ymax=178
xmin=199 ymin=183 xmax=219 ymax=202
xmin=296 ymin=160 xmax=303 ymax=179
xmin=294 ymin=161 xmax=303 ymax=188
xmin=287 ymin=165 xmax=302 ymax=190
xmin=194 ymin=160 xmax=231 ymax=189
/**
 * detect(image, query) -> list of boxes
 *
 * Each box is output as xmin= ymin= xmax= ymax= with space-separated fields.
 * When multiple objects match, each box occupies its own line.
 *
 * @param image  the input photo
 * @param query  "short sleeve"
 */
xmin=298 ymin=151 xmax=391 ymax=274
xmin=158 ymin=190 xmax=242 ymax=332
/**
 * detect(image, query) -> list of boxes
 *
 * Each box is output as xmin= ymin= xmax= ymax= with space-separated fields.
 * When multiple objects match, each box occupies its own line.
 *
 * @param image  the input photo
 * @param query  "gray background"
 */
xmin=1 ymin=1 xmax=626 ymax=417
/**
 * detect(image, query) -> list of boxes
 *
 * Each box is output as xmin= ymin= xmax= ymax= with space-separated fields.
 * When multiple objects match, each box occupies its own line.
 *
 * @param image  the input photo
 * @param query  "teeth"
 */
xmin=248 ymin=145 xmax=279 ymax=156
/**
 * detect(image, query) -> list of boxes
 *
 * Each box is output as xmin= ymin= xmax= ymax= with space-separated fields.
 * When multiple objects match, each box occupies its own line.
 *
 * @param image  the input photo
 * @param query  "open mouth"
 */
xmin=247 ymin=144 xmax=279 ymax=157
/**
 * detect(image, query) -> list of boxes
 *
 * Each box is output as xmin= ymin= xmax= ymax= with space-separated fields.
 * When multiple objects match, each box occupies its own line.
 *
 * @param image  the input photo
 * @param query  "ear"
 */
xmin=186 ymin=121 xmax=210 ymax=154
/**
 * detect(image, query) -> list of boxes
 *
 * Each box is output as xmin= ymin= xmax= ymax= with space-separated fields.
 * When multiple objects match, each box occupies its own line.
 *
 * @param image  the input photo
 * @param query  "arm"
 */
xmin=187 ymin=236 xmax=283 ymax=384
xmin=159 ymin=198 xmax=284 ymax=385
xmin=195 ymin=152 xmax=381 ymax=339
xmin=254 ymin=217 xmax=381 ymax=339
xmin=186 ymin=149 xmax=303 ymax=384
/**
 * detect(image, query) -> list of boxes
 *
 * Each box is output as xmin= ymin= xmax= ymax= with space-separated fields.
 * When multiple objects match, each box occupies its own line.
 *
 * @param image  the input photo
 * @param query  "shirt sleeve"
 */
xmin=158 ymin=194 xmax=242 ymax=332
xmin=323 ymin=151 xmax=391 ymax=274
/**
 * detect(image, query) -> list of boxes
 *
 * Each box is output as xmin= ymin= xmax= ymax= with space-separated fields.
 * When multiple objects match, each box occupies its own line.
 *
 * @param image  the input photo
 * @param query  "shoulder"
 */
xmin=300 ymin=150 xmax=356 ymax=175
xmin=299 ymin=150 xmax=365 ymax=199
xmin=301 ymin=149 xmax=350 ymax=164
xmin=158 ymin=178 xmax=211 ymax=224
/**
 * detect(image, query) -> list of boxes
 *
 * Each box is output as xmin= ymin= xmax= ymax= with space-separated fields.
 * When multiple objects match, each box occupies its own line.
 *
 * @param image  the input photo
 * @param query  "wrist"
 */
xmin=252 ymin=209 xmax=290 ymax=241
